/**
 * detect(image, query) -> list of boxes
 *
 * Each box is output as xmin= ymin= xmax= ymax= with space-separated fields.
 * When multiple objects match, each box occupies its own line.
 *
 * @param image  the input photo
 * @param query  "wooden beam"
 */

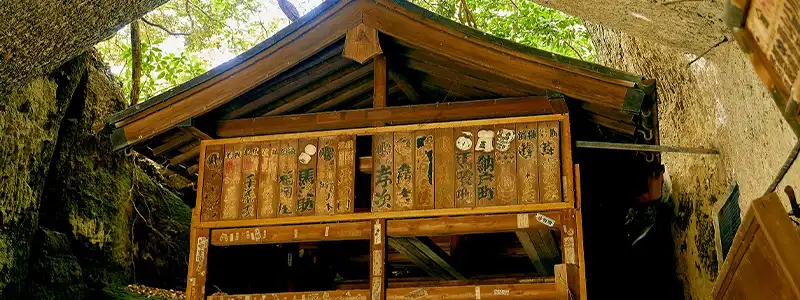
xmin=179 ymin=123 xmax=214 ymax=140
xmin=198 ymin=202 xmax=572 ymax=229
xmin=264 ymin=63 xmax=373 ymax=116
xmin=374 ymin=54 xmax=388 ymax=108
xmin=388 ymin=68 xmax=421 ymax=103
xmin=388 ymin=212 xmax=561 ymax=237
xmin=151 ymin=133 xmax=194 ymax=156
xmin=336 ymin=276 xmax=555 ymax=290
xmin=517 ymin=230 xmax=560 ymax=276
xmin=402 ymin=54 xmax=533 ymax=97
xmin=207 ymin=283 xmax=562 ymax=300
xmin=169 ymin=145 xmax=200 ymax=166
xmin=308 ymin=79 xmax=374 ymax=113
xmin=210 ymin=221 xmax=371 ymax=246
xmin=112 ymin=0 xmax=363 ymax=150
xmin=575 ymin=141 xmax=720 ymax=154
xmin=187 ymin=164 xmax=199 ymax=174
xmin=555 ymin=264 xmax=569 ymax=300
xmin=343 ymin=23 xmax=383 ymax=64
xmin=389 ymin=237 xmax=466 ymax=280
xmin=216 ymin=96 xmax=555 ymax=138
xmin=371 ymin=219 xmax=387 ymax=300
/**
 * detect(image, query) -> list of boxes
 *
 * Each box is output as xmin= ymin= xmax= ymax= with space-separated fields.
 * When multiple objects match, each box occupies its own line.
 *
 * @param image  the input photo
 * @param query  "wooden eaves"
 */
xmin=105 ymin=0 xmax=654 ymax=153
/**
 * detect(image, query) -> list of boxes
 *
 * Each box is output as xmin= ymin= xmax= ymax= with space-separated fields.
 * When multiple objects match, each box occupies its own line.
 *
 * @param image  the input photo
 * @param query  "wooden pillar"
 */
xmin=370 ymin=219 xmax=387 ymax=300
xmin=186 ymin=226 xmax=211 ymax=300
xmin=561 ymin=209 xmax=587 ymax=300
xmin=373 ymin=55 xmax=387 ymax=109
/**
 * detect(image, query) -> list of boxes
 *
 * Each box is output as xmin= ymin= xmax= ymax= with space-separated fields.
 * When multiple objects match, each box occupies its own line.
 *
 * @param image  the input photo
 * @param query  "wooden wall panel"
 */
xmin=455 ymin=127 xmax=476 ymax=208
xmin=296 ymin=138 xmax=318 ymax=216
xmin=494 ymin=124 xmax=517 ymax=206
xmin=222 ymin=143 xmax=244 ymax=220
xmin=278 ymin=140 xmax=299 ymax=217
xmin=258 ymin=141 xmax=279 ymax=218
xmin=200 ymin=145 xmax=223 ymax=221
xmin=393 ymin=132 xmax=415 ymax=211
xmin=516 ymin=123 xmax=539 ymax=204
xmin=336 ymin=136 xmax=356 ymax=214
xmin=434 ymin=128 xmax=455 ymax=209
xmin=373 ymin=133 xmax=394 ymax=211
xmin=415 ymin=130 xmax=435 ymax=210
xmin=475 ymin=126 xmax=497 ymax=207
xmin=239 ymin=143 xmax=260 ymax=219
xmin=539 ymin=121 xmax=562 ymax=203
xmin=316 ymin=136 xmax=337 ymax=216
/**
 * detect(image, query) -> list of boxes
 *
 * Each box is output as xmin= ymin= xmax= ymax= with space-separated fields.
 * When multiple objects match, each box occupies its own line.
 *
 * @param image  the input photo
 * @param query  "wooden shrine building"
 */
xmin=106 ymin=0 xmax=658 ymax=299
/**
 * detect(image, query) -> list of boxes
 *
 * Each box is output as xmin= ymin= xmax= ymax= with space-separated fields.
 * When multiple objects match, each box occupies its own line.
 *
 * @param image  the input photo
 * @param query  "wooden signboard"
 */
xmin=394 ymin=131 xmax=415 ymax=211
xmin=455 ymin=127 xmax=476 ymax=208
xmin=517 ymin=123 xmax=539 ymax=204
xmin=258 ymin=141 xmax=279 ymax=218
xmin=200 ymin=145 xmax=223 ymax=221
xmin=278 ymin=140 xmax=298 ymax=217
xmin=240 ymin=143 xmax=260 ymax=219
xmin=415 ymin=130 xmax=435 ymax=210
xmin=495 ymin=124 xmax=517 ymax=206
xmin=296 ymin=138 xmax=318 ymax=216
xmin=373 ymin=133 xmax=394 ymax=212
xmin=475 ymin=126 xmax=497 ymax=207
xmin=434 ymin=128 xmax=455 ymax=209
xmin=316 ymin=136 xmax=337 ymax=216
xmin=336 ymin=136 xmax=356 ymax=214
xmin=222 ymin=143 xmax=244 ymax=220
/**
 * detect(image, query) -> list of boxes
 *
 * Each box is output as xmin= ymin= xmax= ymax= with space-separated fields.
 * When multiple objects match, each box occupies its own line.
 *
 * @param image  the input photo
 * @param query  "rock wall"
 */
xmin=0 ymin=52 xmax=191 ymax=299
xmin=588 ymin=25 xmax=797 ymax=299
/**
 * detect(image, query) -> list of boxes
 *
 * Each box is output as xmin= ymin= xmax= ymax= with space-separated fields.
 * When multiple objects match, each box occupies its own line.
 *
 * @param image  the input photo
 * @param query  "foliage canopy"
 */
xmin=96 ymin=0 xmax=594 ymax=104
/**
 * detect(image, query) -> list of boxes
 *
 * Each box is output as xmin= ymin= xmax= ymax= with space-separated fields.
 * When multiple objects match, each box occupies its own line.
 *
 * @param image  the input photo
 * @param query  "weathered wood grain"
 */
xmin=454 ymin=127 xmax=476 ymax=208
xmin=434 ymin=128 xmax=455 ymax=209
xmin=200 ymin=145 xmax=223 ymax=221
xmin=222 ymin=143 xmax=244 ymax=220
xmin=239 ymin=143 xmax=260 ymax=219
xmin=343 ymin=23 xmax=383 ymax=64
xmin=316 ymin=136 xmax=337 ymax=216
xmin=186 ymin=228 xmax=210 ymax=300
xmin=475 ymin=126 xmax=497 ymax=207
xmin=516 ymin=123 xmax=539 ymax=204
xmin=415 ymin=130 xmax=435 ymax=209
xmin=371 ymin=219 xmax=387 ymax=300
xmin=373 ymin=133 xmax=394 ymax=212
xmin=278 ymin=140 xmax=298 ymax=217
xmin=495 ymin=124 xmax=517 ymax=206
xmin=393 ymin=131 xmax=415 ymax=211
xmin=210 ymin=222 xmax=371 ymax=246
xmin=538 ymin=121 xmax=561 ymax=203
xmin=258 ymin=141 xmax=279 ymax=218
xmin=296 ymin=138 xmax=318 ymax=216
xmin=336 ymin=135 xmax=356 ymax=214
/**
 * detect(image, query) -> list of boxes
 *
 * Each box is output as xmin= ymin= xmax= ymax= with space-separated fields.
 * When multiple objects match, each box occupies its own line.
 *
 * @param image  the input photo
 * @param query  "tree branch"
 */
xmin=130 ymin=20 xmax=142 ymax=105
xmin=141 ymin=17 xmax=190 ymax=36
xmin=563 ymin=41 xmax=585 ymax=61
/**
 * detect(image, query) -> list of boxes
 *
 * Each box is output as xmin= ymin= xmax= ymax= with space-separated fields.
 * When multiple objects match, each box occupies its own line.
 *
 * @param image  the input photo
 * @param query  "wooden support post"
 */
xmin=371 ymin=219 xmax=387 ymax=300
xmin=554 ymin=264 xmax=570 ymax=300
xmin=186 ymin=227 xmax=210 ymax=300
xmin=561 ymin=209 xmax=587 ymax=300
xmin=374 ymin=54 xmax=387 ymax=109
xmin=388 ymin=237 xmax=466 ymax=280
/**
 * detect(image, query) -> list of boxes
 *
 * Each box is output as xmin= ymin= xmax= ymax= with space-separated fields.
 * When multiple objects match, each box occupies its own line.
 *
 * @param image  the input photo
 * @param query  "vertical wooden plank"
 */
xmin=370 ymin=219 xmax=387 ymax=300
xmin=186 ymin=228 xmax=210 ymax=300
xmin=475 ymin=127 xmax=496 ymax=207
xmin=415 ymin=130 xmax=435 ymax=210
xmin=373 ymin=133 xmax=394 ymax=212
xmin=560 ymin=118 xmax=575 ymax=205
xmin=373 ymin=55 xmax=387 ymax=109
xmin=539 ymin=121 xmax=562 ymax=203
xmin=297 ymin=138 xmax=318 ymax=216
xmin=554 ymin=264 xmax=569 ymax=300
xmin=393 ymin=131 xmax=415 ymax=211
xmin=316 ymin=136 xmax=337 ymax=216
xmin=494 ymin=124 xmax=517 ymax=206
xmin=454 ymin=128 xmax=476 ymax=208
xmin=240 ymin=143 xmax=260 ymax=219
xmin=517 ymin=123 xmax=539 ymax=204
xmin=222 ymin=143 xmax=244 ymax=220
xmin=258 ymin=141 xmax=279 ymax=219
xmin=336 ymin=135 xmax=356 ymax=214
xmin=278 ymin=140 xmax=299 ymax=217
xmin=200 ymin=145 xmax=224 ymax=221
xmin=434 ymin=128 xmax=455 ymax=209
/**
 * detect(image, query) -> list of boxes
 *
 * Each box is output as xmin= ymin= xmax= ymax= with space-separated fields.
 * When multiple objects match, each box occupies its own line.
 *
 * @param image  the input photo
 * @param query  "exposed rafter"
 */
xmin=389 ymin=237 xmax=466 ymax=280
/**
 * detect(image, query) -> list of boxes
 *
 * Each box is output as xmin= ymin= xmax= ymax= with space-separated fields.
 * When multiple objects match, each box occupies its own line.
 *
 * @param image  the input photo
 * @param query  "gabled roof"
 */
xmin=106 ymin=0 xmax=655 ymax=178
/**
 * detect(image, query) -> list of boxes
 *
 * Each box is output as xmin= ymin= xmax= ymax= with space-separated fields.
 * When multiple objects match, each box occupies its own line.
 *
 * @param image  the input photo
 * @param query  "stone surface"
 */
xmin=0 ymin=0 xmax=168 ymax=92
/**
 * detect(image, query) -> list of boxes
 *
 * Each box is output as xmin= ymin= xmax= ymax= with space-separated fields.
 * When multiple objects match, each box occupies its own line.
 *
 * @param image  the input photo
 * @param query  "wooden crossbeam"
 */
xmin=210 ymin=221 xmax=371 ymax=246
xmin=517 ymin=230 xmax=560 ymax=276
xmin=169 ymin=146 xmax=200 ymax=166
xmin=389 ymin=236 xmax=466 ymax=280
xmin=388 ymin=68 xmax=421 ymax=103
xmin=151 ymin=133 xmax=194 ymax=157
xmin=402 ymin=53 xmax=532 ymax=97
xmin=215 ymin=96 xmax=555 ymax=138
xmin=388 ymin=212 xmax=561 ymax=237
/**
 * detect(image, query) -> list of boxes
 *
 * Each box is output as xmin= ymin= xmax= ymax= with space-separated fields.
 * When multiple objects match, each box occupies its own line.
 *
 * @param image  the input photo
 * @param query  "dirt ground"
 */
xmin=589 ymin=26 xmax=797 ymax=299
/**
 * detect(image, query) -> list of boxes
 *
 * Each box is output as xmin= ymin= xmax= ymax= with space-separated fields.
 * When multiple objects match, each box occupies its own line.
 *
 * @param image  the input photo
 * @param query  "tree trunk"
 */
xmin=130 ymin=20 xmax=142 ymax=106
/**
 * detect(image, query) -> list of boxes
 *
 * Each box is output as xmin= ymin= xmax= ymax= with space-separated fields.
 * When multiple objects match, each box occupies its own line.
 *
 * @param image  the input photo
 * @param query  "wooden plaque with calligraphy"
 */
xmin=296 ymin=138 xmax=318 ymax=216
xmin=200 ymin=145 xmax=223 ymax=221
xmin=221 ymin=143 xmax=244 ymax=220
xmin=475 ymin=127 xmax=497 ymax=207
xmin=516 ymin=123 xmax=540 ymax=204
xmin=539 ymin=121 xmax=562 ymax=203
xmin=258 ymin=141 xmax=279 ymax=218
xmin=278 ymin=140 xmax=298 ymax=217
xmin=454 ymin=127 xmax=476 ymax=208
xmin=372 ymin=133 xmax=394 ymax=212
xmin=415 ymin=130 xmax=435 ymax=210
xmin=239 ymin=143 xmax=260 ymax=219
xmin=393 ymin=131 xmax=414 ymax=211
xmin=336 ymin=136 xmax=356 ymax=214
xmin=494 ymin=124 xmax=517 ymax=206
xmin=316 ymin=136 xmax=336 ymax=216
xmin=434 ymin=128 xmax=455 ymax=209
